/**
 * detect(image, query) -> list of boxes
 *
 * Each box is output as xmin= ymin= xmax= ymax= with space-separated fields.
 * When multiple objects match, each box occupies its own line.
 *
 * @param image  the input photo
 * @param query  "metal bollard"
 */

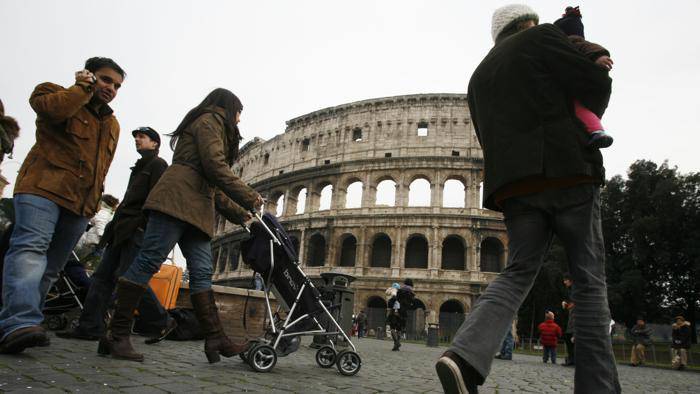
xmin=427 ymin=323 xmax=439 ymax=347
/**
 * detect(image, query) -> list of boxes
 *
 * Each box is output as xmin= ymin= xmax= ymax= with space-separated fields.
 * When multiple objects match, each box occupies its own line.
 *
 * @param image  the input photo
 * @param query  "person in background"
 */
xmin=630 ymin=317 xmax=652 ymax=366
xmin=0 ymin=57 xmax=125 ymax=354
xmin=561 ymin=273 xmax=576 ymax=366
xmin=495 ymin=319 xmax=518 ymax=360
xmin=58 ymin=127 xmax=174 ymax=344
xmin=538 ymin=311 xmax=562 ymax=364
xmin=355 ymin=309 xmax=367 ymax=339
xmin=671 ymin=315 xmax=691 ymax=370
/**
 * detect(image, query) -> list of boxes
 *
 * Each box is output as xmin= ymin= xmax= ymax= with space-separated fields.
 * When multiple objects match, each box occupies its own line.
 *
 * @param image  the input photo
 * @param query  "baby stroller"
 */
xmin=43 ymin=252 xmax=86 ymax=331
xmin=240 ymin=212 xmax=361 ymax=376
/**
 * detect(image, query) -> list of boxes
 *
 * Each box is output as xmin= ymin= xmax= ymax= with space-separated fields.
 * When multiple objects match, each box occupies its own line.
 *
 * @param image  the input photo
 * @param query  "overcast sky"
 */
xmin=2 ymin=0 xmax=699 ymax=199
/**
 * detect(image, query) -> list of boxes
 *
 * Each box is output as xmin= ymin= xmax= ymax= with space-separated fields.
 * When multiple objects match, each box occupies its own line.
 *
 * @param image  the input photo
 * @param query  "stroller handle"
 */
xmin=249 ymin=209 xmax=282 ymax=246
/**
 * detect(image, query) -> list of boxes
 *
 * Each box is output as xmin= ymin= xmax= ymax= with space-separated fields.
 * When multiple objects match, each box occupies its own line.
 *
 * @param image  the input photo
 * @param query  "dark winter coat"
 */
xmin=99 ymin=149 xmax=168 ymax=248
xmin=630 ymin=324 xmax=653 ymax=345
xmin=672 ymin=321 xmax=691 ymax=349
xmin=467 ymin=24 xmax=611 ymax=211
xmin=15 ymin=83 xmax=119 ymax=217
xmin=143 ymin=107 xmax=257 ymax=237
xmin=538 ymin=319 xmax=563 ymax=347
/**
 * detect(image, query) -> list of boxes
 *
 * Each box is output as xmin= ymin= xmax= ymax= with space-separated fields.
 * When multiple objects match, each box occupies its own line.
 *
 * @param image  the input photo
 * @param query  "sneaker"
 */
xmin=0 ymin=326 xmax=49 ymax=354
xmin=435 ymin=351 xmax=480 ymax=394
xmin=588 ymin=131 xmax=613 ymax=149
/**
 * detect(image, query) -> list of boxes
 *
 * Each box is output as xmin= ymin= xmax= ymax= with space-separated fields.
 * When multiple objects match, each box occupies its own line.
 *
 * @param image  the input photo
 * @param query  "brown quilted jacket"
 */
xmin=143 ymin=107 xmax=256 ymax=238
xmin=14 ymin=82 xmax=119 ymax=217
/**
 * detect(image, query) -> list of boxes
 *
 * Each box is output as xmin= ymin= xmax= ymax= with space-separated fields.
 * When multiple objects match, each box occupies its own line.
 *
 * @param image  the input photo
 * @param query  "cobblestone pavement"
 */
xmin=1 ymin=335 xmax=698 ymax=393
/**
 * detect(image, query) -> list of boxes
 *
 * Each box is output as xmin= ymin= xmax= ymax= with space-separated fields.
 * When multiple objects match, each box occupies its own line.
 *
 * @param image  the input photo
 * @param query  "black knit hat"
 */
xmin=132 ymin=126 xmax=161 ymax=146
xmin=554 ymin=6 xmax=584 ymax=38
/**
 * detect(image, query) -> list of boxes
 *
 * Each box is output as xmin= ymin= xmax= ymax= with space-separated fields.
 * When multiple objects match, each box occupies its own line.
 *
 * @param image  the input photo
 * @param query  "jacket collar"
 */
xmin=86 ymin=102 xmax=115 ymax=119
xmin=132 ymin=149 xmax=159 ymax=171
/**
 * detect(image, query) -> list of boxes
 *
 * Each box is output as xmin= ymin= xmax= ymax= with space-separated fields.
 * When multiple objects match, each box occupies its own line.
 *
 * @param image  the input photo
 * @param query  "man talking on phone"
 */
xmin=0 ymin=57 xmax=125 ymax=354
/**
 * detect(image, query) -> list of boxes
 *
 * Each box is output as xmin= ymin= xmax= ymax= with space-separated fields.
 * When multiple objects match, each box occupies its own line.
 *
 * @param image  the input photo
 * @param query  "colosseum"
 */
xmin=210 ymin=93 xmax=508 ymax=340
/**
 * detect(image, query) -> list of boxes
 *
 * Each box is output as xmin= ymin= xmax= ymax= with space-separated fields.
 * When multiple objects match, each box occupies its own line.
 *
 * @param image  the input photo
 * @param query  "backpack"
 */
xmin=165 ymin=308 xmax=205 ymax=341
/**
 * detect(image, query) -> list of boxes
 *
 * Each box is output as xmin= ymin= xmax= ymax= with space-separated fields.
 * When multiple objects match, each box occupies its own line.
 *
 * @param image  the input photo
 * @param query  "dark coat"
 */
xmin=672 ymin=321 xmax=691 ymax=349
xmin=15 ymin=83 xmax=119 ymax=217
xmin=630 ymin=324 xmax=653 ymax=345
xmin=143 ymin=107 xmax=257 ymax=238
xmin=100 ymin=149 xmax=168 ymax=248
xmin=467 ymin=24 xmax=612 ymax=211
xmin=538 ymin=319 xmax=563 ymax=347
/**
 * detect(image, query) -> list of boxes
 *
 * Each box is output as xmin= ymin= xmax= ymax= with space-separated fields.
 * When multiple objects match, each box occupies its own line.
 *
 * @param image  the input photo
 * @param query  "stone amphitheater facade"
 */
xmin=210 ymin=93 xmax=508 ymax=336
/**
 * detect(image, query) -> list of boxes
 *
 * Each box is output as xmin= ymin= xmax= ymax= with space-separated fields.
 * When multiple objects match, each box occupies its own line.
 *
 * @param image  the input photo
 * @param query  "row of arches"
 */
xmin=268 ymin=176 xmax=484 ymax=217
xmin=302 ymin=232 xmax=505 ymax=272
xmin=364 ymin=296 xmax=466 ymax=340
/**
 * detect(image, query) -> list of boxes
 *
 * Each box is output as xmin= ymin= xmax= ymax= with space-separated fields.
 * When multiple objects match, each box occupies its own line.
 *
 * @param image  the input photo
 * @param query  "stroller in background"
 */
xmin=42 ymin=252 xmax=86 ymax=331
xmin=240 ymin=212 xmax=361 ymax=376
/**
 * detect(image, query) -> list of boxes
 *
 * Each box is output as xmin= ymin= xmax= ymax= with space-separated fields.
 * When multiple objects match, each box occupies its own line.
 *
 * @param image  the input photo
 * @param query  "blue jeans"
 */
xmin=0 ymin=194 xmax=89 ymax=339
xmin=543 ymin=346 xmax=557 ymax=363
xmin=122 ymin=212 xmax=212 ymax=292
xmin=499 ymin=330 xmax=514 ymax=359
xmin=448 ymin=184 xmax=621 ymax=393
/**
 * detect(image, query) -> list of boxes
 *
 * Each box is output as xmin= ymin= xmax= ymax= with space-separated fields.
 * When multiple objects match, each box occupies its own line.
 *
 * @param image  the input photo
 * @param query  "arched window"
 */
xmin=405 ymin=235 xmax=429 ymax=269
xmin=339 ymin=235 xmax=357 ymax=267
xmin=370 ymin=234 xmax=392 ymax=268
xmin=228 ymin=245 xmax=240 ymax=271
xmin=408 ymin=178 xmax=431 ymax=207
xmin=375 ymin=179 xmax=396 ymax=206
xmin=439 ymin=300 xmax=466 ymax=341
xmin=480 ymin=237 xmax=504 ymax=273
xmin=319 ymin=184 xmax=333 ymax=211
xmin=275 ymin=194 xmax=285 ymax=217
xmin=296 ymin=188 xmax=307 ymax=214
xmin=366 ymin=296 xmax=387 ymax=332
xmin=443 ymin=179 xmax=465 ymax=208
xmin=306 ymin=233 xmax=326 ymax=267
xmin=345 ymin=181 xmax=363 ymax=209
xmin=442 ymin=236 xmax=466 ymax=270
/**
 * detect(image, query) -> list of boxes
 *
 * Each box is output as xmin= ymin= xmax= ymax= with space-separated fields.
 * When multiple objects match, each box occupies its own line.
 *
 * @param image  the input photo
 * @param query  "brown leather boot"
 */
xmin=191 ymin=289 xmax=249 ymax=363
xmin=97 ymin=278 xmax=147 ymax=362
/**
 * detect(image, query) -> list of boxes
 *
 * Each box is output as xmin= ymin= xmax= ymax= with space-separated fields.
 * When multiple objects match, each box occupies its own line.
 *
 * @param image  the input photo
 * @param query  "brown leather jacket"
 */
xmin=14 ymin=82 xmax=119 ymax=217
xmin=143 ymin=107 xmax=256 ymax=238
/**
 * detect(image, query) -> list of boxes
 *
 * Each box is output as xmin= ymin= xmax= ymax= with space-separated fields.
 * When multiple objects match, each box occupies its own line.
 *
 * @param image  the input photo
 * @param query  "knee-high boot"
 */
xmin=191 ymin=289 xmax=250 ymax=363
xmin=97 ymin=278 xmax=148 ymax=361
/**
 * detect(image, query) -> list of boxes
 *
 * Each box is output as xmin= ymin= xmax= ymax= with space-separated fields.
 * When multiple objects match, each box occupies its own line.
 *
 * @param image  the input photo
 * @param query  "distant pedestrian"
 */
xmin=0 ymin=57 xmax=125 ymax=355
xmin=671 ymin=316 xmax=691 ymax=370
xmin=630 ymin=317 xmax=652 ymax=366
xmin=562 ymin=273 xmax=576 ymax=366
xmin=538 ymin=311 xmax=562 ymax=364
xmin=388 ymin=278 xmax=415 ymax=351
xmin=355 ymin=310 xmax=367 ymax=339
xmin=495 ymin=320 xmax=518 ymax=360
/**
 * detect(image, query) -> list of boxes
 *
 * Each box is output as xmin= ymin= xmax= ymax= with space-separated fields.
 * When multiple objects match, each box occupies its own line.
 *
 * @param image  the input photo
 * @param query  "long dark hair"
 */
xmin=168 ymin=88 xmax=243 ymax=157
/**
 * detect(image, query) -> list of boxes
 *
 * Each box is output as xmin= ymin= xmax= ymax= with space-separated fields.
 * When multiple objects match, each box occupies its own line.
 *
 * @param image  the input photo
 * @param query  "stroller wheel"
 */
xmin=336 ymin=350 xmax=361 ymax=376
xmin=315 ymin=346 xmax=336 ymax=368
xmin=248 ymin=344 xmax=277 ymax=373
xmin=239 ymin=340 xmax=258 ymax=363
xmin=46 ymin=315 xmax=67 ymax=331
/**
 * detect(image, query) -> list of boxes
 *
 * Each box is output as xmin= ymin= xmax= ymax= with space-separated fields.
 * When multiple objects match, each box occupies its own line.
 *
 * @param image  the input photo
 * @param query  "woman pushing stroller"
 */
xmin=99 ymin=88 xmax=263 ymax=363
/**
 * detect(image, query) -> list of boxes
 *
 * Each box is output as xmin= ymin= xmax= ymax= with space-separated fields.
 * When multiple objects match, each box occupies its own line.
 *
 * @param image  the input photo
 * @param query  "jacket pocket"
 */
xmin=35 ymin=165 xmax=79 ymax=202
xmin=67 ymin=116 xmax=92 ymax=140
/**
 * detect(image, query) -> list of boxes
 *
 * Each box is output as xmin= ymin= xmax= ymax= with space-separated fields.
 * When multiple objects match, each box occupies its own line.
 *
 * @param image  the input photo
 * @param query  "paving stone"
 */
xmin=0 ymin=335 xmax=698 ymax=393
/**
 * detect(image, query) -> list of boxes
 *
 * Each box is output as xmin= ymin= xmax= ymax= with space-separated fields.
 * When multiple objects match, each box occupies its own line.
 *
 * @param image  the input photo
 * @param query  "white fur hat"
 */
xmin=491 ymin=4 xmax=539 ymax=42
